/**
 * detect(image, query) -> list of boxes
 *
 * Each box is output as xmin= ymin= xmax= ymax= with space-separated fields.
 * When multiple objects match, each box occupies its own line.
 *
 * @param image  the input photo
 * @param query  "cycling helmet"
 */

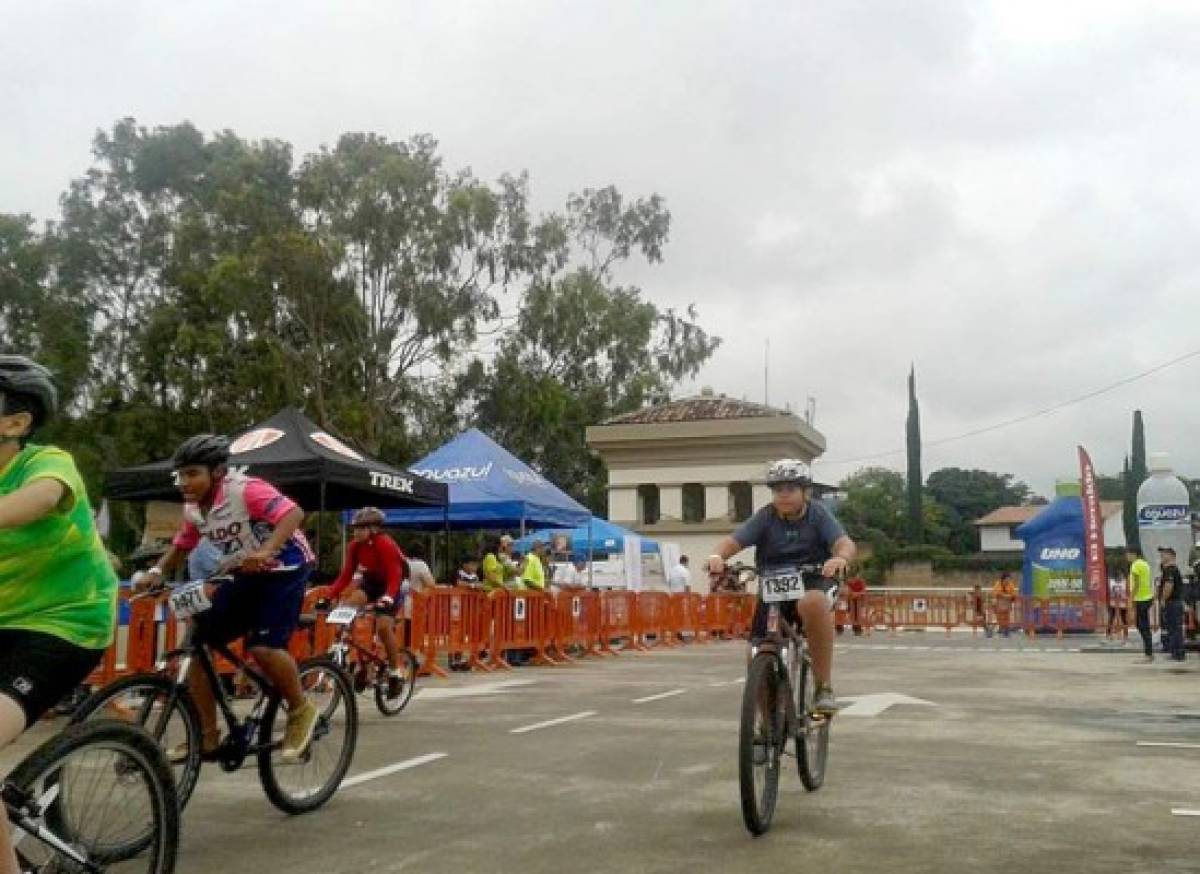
xmin=0 ymin=355 xmax=58 ymax=429
xmin=766 ymin=458 xmax=811 ymax=486
xmin=351 ymin=506 xmax=385 ymax=527
xmin=172 ymin=434 xmax=231 ymax=470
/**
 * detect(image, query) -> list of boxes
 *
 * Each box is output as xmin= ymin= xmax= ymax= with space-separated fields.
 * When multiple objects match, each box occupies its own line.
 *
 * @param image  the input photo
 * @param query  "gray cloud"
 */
xmin=4 ymin=0 xmax=1200 ymax=495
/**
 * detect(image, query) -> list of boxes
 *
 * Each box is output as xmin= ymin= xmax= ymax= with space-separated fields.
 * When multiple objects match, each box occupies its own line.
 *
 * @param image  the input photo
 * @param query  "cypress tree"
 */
xmin=1128 ymin=410 xmax=1147 ymax=551
xmin=906 ymin=366 xmax=923 ymax=543
xmin=1122 ymin=454 xmax=1138 ymax=550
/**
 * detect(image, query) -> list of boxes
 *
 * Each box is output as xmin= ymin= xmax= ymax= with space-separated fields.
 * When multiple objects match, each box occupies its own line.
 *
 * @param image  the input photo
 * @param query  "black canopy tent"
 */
xmin=104 ymin=407 xmax=449 ymax=565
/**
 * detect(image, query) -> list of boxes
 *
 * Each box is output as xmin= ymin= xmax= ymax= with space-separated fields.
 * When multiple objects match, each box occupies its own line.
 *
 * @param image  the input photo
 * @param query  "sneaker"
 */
xmin=281 ymin=699 xmax=320 ymax=763
xmin=387 ymin=673 xmax=405 ymax=699
xmin=169 ymin=732 xmax=220 ymax=764
xmin=813 ymin=685 xmax=838 ymax=716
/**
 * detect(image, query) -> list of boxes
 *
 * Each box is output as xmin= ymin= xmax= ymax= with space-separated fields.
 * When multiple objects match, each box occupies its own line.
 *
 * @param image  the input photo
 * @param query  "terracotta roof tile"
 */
xmin=603 ymin=395 xmax=790 ymax=425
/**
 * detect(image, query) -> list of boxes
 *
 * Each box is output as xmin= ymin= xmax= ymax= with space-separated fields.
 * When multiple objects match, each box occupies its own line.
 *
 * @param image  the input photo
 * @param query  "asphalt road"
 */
xmin=9 ymin=631 xmax=1200 ymax=873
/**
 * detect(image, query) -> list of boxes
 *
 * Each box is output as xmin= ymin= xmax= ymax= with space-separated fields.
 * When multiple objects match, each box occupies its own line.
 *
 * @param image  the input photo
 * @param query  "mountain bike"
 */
xmin=316 ymin=604 xmax=418 ymax=716
xmin=71 ymin=578 xmax=357 ymax=830
xmin=738 ymin=564 xmax=832 ymax=836
xmin=5 ymin=719 xmax=178 ymax=872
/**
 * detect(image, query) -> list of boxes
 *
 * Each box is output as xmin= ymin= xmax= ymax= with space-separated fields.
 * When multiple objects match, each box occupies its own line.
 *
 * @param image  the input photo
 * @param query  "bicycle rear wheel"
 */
xmin=738 ymin=652 xmax=788 ymax=836
xmin=72 ymin=674 xmax=203 ymax=811
xmin=374 ymin=647 xmax=419 ymax=716
xmin=796 ymin=655 xmax=830 ymax=791
xmin=258 ymin=657 xmax=357 ymax=814
xmin=8 ymin=720 xmax=179 ymax=873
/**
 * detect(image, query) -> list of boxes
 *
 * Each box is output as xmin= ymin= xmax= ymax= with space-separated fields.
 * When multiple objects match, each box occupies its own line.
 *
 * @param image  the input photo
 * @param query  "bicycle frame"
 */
xmin=155 ymin=622 xmax=281 ymax=767
xmin=5 ymin=792 xmax=97 ymax=871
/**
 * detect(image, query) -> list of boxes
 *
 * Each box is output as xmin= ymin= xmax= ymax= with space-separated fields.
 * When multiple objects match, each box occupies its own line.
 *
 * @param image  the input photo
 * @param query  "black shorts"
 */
xmin=0 ymin=629 xmax=104 ymax=726
xmin=193 ymin=565 xmax=312 ymax=650
xmin=356 ymin=574 xmax=398 ymax=616
xmin=751 ymin=578 xmax=840 ymax=642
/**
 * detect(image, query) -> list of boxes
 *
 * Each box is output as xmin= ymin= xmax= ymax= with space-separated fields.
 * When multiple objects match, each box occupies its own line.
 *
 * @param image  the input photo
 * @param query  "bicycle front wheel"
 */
xmin=72 ymin=673 xmax=203 ymax=812
xmin=738 ymin=652 xmax=788 ymax=836
xmin=258 ymin=657 xmax=358 ymax=814
xmin=8 ymin=720 xmax=179 ymax=873
xmin=374 ymin=648 xmax=419 ymax=716
xmin=796 ymin=656 xmax=830 ymax=791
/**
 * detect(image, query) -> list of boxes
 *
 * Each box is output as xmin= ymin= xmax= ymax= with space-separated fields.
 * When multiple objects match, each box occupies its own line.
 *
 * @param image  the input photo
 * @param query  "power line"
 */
xmin=816 ymin=345 xmax=1200 ymax=469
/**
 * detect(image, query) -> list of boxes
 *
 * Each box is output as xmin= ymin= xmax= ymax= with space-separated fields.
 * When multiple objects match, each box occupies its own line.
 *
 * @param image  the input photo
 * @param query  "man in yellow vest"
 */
xmin=521 ymin=541 xmax=547 ymax=591
xmin=1126 ymin=546 xmax=1154 ymax=663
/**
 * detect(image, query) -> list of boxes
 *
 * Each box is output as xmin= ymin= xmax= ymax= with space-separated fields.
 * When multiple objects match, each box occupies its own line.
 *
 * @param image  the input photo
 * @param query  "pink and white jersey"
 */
xmin=173 ymin=472 xmax=314 ymax=571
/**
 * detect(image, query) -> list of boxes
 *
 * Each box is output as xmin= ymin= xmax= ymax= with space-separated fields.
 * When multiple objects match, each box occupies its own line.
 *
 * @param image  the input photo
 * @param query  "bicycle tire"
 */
xmin=258 ymin=656 xmax=357 ymax=815
xmin=9 ymin=720 xmax=179 ymax=873
xmin=738 ymin=652 xmax=787 ymax=836
xmin=71 ymin=674 xmax=204 ymax=811
xmin=373 ymin=648 xmax=419 ymax=716
xmin=796 ymin=656 xmax=830 ymax=791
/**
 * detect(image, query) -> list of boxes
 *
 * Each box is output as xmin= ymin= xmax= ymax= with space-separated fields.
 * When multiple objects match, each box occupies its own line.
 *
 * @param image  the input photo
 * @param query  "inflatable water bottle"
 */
xmin=1136 ymin=452 xmax=1193 ymax=583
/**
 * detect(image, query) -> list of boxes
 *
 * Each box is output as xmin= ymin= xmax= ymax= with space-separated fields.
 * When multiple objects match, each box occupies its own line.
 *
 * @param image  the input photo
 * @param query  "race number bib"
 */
xmin=326 ymin=606 xmax=359 ymax=626
xmin=170 ymin=583 xmax=213 ymax=619
xmin=760 ymin=568 xmax=806 ymax=603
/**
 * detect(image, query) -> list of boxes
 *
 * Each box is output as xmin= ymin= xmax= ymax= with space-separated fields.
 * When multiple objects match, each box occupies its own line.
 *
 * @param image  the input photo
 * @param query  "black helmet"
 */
xmin=172 ymin=434 xmax=231 ymax=470
xmin=0 ymin=355 xmax=58 ymax=429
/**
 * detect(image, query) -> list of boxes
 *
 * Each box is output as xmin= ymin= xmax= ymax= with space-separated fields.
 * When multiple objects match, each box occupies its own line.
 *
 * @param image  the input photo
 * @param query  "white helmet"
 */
xmin=766 ymin=458 xmax=811 ymax=486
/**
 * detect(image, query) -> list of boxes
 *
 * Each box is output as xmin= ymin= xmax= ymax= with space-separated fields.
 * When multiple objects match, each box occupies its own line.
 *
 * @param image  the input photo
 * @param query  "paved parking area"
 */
xmin=8 ymin=633 xmax=1200 ymax=873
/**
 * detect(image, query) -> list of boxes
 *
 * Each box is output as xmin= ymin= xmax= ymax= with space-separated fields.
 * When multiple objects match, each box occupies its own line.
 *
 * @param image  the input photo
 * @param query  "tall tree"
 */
xmin=465 ymin=188 xmax=719 ymax=509
xmin=1126 ymin=411 xmax=1148 ymax=551
xmin=905 ymin=366 xmax=923 ymax=542
xmin=925 ymin=467 xmax=1032 ymax=553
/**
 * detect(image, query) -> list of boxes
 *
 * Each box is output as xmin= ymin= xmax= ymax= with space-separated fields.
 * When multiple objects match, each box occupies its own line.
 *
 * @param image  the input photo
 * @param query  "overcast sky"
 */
xmin=5 ymin=0 xmax=1200 ymax=497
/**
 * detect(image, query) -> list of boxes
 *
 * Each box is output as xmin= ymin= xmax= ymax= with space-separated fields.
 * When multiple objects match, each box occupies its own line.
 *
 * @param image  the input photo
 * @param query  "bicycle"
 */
xmin=316 ymin=603 xmax=418 ymax=716
xmin=737 ymin=563 xmax=832 ymax=836
xmin=5 ymin=718 xmax=178 ymax=872
xmin=71 ymin=577 xmax=357 ymax=825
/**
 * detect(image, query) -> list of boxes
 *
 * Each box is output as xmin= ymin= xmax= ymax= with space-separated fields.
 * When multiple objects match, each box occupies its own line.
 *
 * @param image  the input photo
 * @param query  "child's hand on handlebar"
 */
xmin=822 ymin=557 xmax=849 ymax=579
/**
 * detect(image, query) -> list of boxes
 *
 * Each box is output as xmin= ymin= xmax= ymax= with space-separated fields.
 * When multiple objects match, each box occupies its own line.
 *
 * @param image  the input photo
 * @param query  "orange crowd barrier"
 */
xmin=598 ymin=589 xmax=636 ymax=654
xmin=669 ymin=593 xmax=707 ymax=643
xmin=413 ymin=587 xmax=492 ymax=676
xmin=634 ymin=592 xmax=673 ymax=649
xmin=552 ymin=589 xmax=602 ymax=658
xmin=489 ymin=589 xmax=560 ymax=669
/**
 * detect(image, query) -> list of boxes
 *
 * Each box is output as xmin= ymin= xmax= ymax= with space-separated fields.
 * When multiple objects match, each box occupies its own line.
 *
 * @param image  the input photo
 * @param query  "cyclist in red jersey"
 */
xmin=323 ymin=507 xmax=408 ymax=698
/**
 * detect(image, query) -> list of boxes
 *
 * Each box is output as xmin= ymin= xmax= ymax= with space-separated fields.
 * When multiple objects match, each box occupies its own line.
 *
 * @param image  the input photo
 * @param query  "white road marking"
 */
xmin=838 ymin=692 xmax=937 ymax=718
xmin=416 ymin=679 xmax=536 ymax=701
xmin=707 ymin=678 xmax=746 ymax=687
xmin=1138 ymin=742 xmax=1200 ymax=750
xmin=510 ymin=711 xmax=598 ymax=734
xmin=1172 ymin=808 xmax=1200 ymax=816
xmin=633 ymin=689 xmax=688 ymax=704
xmin=342 ymin=752 xmax=448 ymax=788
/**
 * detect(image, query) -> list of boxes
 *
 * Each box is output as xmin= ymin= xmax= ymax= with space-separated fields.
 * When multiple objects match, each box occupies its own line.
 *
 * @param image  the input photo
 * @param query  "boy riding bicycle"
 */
xmin=0 ymin=356 xmax=118 ymax=874
xmin=706 ymin=458 xmax=856 ymax=716
xmin=142 ymin=434 xmax=319 ymax=763
xmin=319 ymin=506 xmax=409 ymax=698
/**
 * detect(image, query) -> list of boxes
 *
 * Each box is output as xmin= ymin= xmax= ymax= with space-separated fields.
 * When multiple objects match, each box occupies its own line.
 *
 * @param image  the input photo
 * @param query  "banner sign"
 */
xmin=1077 ymin=446 xmax=1107 ymax=603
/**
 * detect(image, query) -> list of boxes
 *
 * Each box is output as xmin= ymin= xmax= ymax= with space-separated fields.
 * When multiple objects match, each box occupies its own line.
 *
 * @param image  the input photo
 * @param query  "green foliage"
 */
xmin=905 ymin=367 xmax=923 ymax=542
xmin=925 ymin=467 xmax=1032 ymax=553
xmin=7 ymin=118 xmax=723 ymax=549
xmin=1125 ymin=411 xmax=1147 ymax=550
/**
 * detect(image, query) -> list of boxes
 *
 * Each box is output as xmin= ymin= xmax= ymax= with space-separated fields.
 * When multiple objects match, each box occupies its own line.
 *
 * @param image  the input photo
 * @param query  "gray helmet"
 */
xmin=0 ymin=355 xmax=58 ymax=429
xmin=172 ymin=434 xmax=231 ymax=470
xmin=766 ymin=458 xmax=811 ymax=486
xmin=351 ymin=506 xmax=385 ymax=527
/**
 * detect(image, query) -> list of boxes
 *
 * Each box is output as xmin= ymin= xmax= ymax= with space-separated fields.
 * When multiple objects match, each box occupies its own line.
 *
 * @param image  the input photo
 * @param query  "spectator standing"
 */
xmin=991 ymin=572 xmax=1019 ymax=638
xmin=668 ymin=555 xmax=691 ymax=594
xmin=521 ymin=542 xmax=547 ymax=591
xmin=1127 ymin=547 xmax=1155 ymax=663
xmin=481 ymin=537 xmax=507 ymax=594
xmin=402 ymin=544 xmax=436 ymax=647
xmin=1107 ymin=567 xmax=1128 ymax=642
xmin=1159 ymin=547 xmax=1185 ymax=662
xmin=844 ymin=575 xmax=867 ymax=636
xmin=971 ymin=584 xmax=991 ymax=638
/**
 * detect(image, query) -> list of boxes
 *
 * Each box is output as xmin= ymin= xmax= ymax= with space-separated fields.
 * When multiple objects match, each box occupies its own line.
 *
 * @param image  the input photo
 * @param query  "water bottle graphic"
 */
xmin=1136 ymin=452 xmax=1193 ymax=583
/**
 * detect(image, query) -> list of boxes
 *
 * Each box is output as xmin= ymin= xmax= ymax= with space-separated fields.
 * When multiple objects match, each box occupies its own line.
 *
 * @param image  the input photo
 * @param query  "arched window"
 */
xmin=682 ymin=483 xmax=706 ymax=523
xmin=730 ymin=481 xmax=753 ymax=522
xmin=637 ymin=484 xmax=660 ymax=525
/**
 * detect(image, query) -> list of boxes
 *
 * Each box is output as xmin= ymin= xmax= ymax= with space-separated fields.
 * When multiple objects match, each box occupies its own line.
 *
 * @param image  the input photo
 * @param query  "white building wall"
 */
xmin=980 ymin=526 xmax=1024 ymax=552
xmin=1103 ymin=514 xmax=1127 ymax=549
xmin=660 ymin=486 xmax=683 ymax=524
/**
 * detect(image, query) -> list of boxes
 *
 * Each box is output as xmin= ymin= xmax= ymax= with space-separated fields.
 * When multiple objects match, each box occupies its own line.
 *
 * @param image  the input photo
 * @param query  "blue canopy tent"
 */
xmin=374 ymin=428 xmax=592 ymax=532
xmin=514 ymin=519 xmax=659 ymax=557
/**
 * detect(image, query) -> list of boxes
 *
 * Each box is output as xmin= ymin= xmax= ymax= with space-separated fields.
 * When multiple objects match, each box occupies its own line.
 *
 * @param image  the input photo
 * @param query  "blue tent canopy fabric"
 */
xmin=514 ymin=519 xmax=659 ymax=556
xmin=375 ymin=428 xmax=592 ymax=531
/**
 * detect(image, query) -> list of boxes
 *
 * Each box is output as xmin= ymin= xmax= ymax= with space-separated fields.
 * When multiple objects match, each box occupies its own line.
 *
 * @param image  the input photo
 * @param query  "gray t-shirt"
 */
xmin=732 ymin=501 xmax=847 ymax=570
